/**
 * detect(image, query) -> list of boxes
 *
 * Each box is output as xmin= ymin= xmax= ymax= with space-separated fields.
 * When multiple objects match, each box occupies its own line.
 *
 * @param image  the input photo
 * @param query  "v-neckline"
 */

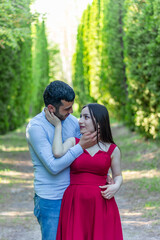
xmin=84 ymin=149 xmax=102 ymax=157
xmin=84 ymin=144 xmax=111 ymax=157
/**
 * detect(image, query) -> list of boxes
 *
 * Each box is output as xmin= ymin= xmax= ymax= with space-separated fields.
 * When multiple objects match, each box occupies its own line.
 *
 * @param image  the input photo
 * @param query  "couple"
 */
xmin=26 ymin=80 xmax=123 ymax=240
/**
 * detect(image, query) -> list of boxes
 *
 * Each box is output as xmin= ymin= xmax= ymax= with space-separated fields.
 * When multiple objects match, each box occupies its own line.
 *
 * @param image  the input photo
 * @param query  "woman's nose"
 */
xmin=79 ymin=117 xmax=83 ymax=124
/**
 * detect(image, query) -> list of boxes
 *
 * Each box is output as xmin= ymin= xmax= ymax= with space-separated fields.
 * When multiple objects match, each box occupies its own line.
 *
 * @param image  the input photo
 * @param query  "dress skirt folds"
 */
xmin=56 ymin=139 xmax=123 ymax=240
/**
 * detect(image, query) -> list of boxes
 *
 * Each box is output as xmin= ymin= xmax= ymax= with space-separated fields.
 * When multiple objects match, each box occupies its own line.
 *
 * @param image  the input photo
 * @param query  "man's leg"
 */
xmin=34 ymin=194 xmax=62 ymax=240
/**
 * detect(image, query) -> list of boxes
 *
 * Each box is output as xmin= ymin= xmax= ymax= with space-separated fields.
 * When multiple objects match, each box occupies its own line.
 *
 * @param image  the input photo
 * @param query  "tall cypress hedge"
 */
xmin=0 ymin=2 xmax=53 ymax=134
xmin=72 ymin=7 xmax=94 ymax=111
xmin=72 ymin=20 xmax=85 ymax=110
xmin=88 ymin=0 xmax=102 ymax=101
xmin=101 ymin=0 xmax=127 ymax=120
xmin=32 ymin=19 xmax=49 ymax=115
xmin=72 ymin=0 xmax=160 ymax=139
xmin=124 ymin=0 xmax=160 ymax=138
xmin=0 ymin=0 xmax=32 ymax=133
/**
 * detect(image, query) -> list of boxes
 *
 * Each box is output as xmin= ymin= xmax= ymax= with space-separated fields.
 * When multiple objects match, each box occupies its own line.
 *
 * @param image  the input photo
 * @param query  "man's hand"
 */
xmin=106 ymin=174 xmax=114 ymax=185
xmin=79 ymin=131 xmax=98 ymax=149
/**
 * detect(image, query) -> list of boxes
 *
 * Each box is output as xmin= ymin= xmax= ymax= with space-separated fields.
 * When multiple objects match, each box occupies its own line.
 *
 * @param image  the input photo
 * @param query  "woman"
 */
xmin=45 ymin=103 xmax=123 ymax=240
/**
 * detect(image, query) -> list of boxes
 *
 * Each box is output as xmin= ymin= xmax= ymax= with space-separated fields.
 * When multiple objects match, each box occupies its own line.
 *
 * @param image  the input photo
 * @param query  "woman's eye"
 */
xmin=85 ymin=116 xmax=89 ymax=119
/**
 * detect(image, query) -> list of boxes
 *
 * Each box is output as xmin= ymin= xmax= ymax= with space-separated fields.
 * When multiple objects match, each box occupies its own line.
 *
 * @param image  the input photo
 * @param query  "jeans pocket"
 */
xmin=34 ymin=194 xmax=41 ymax=220
xmin=39 ymin=199 xmax=62 ymax=218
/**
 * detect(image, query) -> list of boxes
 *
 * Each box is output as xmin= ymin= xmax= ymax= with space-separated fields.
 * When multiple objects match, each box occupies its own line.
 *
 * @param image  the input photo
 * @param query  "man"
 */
xmin=26 ymin=80 xmax=97 ymax=240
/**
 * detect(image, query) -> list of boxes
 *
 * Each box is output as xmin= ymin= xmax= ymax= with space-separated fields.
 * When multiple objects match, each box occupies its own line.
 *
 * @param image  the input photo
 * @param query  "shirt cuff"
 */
xmin=69 ymin=143 xmax=83 ymax=158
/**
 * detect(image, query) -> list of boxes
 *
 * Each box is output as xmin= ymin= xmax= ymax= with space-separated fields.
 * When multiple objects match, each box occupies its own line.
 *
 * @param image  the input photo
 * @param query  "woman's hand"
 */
xmin=99 ymin=184 xmax=119 ymax=200
xmin=44 ymin=108 xmax=61 ymax=127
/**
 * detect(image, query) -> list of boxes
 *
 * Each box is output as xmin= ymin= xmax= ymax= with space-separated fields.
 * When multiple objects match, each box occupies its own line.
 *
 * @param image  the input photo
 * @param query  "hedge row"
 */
xmin=0 ymin=1 xmax=58 ymax=134
xmin=72 ymin=0 xmax=160 ymax=139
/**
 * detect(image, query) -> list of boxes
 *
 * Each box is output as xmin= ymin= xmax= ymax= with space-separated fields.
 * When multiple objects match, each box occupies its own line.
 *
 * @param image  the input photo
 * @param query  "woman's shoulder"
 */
xmin=99 ymin=142 xmax=119 ymax=156
xmin=110 ymin=144 xmax=121 ymax=158
xmin=99 ymin=142 xmax=116 ymax=151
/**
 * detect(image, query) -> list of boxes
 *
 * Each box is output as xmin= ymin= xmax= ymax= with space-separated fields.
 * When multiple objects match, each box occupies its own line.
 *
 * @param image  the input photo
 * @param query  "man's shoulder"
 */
xmin=27 ymin=112 xmax=47 ymax=130
xmin=28 ymin=112 xmax=42 ymax=123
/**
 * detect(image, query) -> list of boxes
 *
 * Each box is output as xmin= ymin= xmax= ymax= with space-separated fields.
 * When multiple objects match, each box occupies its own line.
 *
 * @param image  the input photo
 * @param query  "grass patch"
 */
xmin=0 ymin=124 xmax=27 ymax=151
xmin=0 ymin=124 xmax=32 ymax=187
xmin=0 ymin=216 xmax=34 ymax=226
xmin=142 ymin=200 xmax=160 ymax=219
xmin=112 ymin=123 xmax=160 ymax=222
xmin=113 ymin=124 xmax=160 ymax=171
xmin=136 ymin=177 xmax=160 ymax=193
xmin=0 ymin=176 xmax=32 ymax=186
xmin=145 ymin=200 xmax=160 ymax=208
xmin=0 ymin=168 xmax=11 ymax=172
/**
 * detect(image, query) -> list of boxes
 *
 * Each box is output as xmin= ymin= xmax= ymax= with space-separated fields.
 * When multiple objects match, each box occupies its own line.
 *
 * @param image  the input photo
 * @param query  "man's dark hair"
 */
xmin=43 ymin=80 xmax=75 ymax=108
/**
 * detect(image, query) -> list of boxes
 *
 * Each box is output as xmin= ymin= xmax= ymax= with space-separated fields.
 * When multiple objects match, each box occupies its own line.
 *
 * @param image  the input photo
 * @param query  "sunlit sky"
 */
xmin=31 ymin=0 xmax=93 ymax=43
xmin=31 ymin=0 xmax=93 ymax=83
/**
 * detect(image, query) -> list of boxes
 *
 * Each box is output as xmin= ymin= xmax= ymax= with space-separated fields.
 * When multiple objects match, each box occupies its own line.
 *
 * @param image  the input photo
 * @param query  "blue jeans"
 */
xmin=34 ymin=194 xmax=62 ymax=240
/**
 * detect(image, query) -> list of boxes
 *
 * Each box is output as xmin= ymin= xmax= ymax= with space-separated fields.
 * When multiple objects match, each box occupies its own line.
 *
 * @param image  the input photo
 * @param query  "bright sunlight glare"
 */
xmin=31 ymin=0 xmax=93 ymax=83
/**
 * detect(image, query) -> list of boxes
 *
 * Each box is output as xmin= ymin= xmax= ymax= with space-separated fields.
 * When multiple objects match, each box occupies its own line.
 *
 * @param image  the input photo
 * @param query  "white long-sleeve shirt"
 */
xmin=26 ymin=109 xmax=83 ymax=199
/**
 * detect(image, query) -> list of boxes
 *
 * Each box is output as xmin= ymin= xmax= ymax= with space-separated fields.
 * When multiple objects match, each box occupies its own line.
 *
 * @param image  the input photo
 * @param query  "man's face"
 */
xmin=54 ymin=100 xmax=74 ymax=120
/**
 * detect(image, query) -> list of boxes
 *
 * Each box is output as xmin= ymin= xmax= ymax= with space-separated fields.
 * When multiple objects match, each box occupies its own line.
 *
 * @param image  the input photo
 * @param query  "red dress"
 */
xmin=56 ymin=139 xmax=123 ymax=240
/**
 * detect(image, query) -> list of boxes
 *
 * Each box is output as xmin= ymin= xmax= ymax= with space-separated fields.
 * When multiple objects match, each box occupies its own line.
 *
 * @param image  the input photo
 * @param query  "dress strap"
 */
xmin=75 ymin=137 xmax=80 ymax=144
xmin=107 ymin=144 xmax=117 ymax=156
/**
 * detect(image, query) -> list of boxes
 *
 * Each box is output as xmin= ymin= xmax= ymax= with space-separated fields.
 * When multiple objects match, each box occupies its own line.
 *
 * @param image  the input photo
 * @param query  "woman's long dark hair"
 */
xmin=82 ymin=103 xmax=115 ymax=144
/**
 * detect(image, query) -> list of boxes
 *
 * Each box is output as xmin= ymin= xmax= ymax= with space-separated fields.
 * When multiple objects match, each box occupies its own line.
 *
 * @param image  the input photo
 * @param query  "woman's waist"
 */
xmin=70 ymin=172 xmax=107 ymax=185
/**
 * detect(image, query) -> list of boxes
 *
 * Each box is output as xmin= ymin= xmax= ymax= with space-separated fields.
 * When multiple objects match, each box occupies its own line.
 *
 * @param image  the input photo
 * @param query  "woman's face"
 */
xmin=79 ymin=107 xmax=95 ymax=134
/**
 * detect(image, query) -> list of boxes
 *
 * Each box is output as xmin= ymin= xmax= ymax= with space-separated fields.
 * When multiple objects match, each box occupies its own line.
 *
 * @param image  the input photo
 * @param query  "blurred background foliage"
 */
xmin=0 ymin=0 xmax=60 ymax=133
xmin=72 ymin=0 xmax=160 ymax=139
xmin=0 ymin=0 xmax=160 ymax=140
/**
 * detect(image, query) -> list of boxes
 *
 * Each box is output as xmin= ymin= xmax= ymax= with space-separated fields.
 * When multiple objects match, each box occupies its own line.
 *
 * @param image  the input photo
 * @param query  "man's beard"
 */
xmin=54 ymin=109 xmax=69 ymax=121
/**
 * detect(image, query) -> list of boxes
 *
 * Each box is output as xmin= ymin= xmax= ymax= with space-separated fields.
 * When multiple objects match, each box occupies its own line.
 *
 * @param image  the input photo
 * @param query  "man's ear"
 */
xmin=47 ymin=104 xmax=56 ymax=113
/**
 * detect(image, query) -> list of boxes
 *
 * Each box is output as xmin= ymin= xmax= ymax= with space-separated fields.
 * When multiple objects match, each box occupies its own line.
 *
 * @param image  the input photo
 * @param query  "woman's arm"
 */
xmin=45 ymin=109 xmax=75 ymax=158
xmin=99 ymin=146 xmax=123 ymax=199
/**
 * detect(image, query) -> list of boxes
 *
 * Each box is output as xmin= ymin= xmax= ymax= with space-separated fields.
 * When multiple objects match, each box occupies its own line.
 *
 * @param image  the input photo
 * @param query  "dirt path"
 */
xmin=116 ymin=188 xmax=159 ymax=240
xmin=0 ymin=127 xmax=160 ymax=240
xmin=0 ymin=174 xmax=159 ymax=240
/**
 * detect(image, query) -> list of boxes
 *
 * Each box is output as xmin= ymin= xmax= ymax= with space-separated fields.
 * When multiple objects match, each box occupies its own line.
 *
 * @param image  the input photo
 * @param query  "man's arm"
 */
xmin=26 ymin=124 xmax=83 ymax=175
xmin=44 ymin=109 xmax=98 ymax=156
